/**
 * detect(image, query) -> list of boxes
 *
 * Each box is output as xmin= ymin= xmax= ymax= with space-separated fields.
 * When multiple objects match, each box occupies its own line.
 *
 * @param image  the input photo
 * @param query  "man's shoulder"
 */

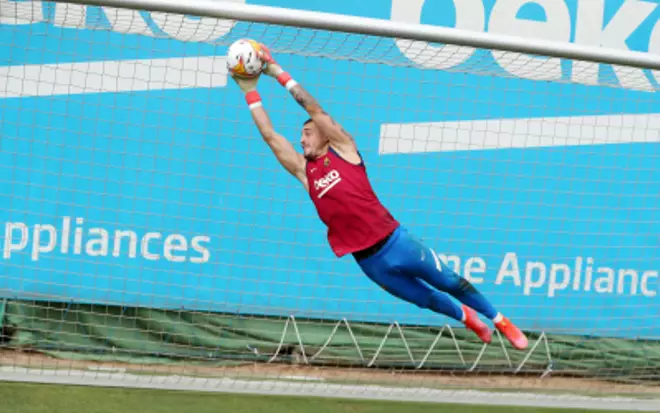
xmin=329 ymin=146 xmax=363 ymax=167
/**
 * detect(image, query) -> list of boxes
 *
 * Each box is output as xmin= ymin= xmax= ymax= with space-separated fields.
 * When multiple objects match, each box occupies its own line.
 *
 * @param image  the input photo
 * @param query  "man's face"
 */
xmin=300 ymin=121 xmax=328 ymax=160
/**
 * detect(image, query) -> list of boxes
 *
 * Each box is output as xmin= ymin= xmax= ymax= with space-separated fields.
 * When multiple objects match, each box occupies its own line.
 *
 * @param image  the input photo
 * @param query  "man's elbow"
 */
xmin=307 ymin=104 xmax=323 ymax=116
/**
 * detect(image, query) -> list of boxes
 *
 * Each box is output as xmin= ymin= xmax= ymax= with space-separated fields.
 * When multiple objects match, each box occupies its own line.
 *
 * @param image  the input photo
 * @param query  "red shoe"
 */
xmin=495 ymin=317 xmax=529 ymax=350
xmin=462 ymin=305 xmax=492 ymax=344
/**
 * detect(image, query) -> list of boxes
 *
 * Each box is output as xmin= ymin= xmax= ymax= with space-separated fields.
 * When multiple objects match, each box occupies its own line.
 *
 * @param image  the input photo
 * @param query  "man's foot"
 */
xmin=494 ymin=316 xmax=529 ymax=350
xmin=462 ymin=305 xmax=492 ymax=344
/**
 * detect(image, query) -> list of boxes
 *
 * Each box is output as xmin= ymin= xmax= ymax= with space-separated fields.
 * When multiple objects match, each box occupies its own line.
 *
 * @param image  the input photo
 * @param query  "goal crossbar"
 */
xmin=49 ymin=0 xmax=660 ymax=71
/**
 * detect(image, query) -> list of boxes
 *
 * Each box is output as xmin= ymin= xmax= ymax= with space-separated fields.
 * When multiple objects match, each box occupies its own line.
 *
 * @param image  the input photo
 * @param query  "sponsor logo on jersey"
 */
xmin=314 ymin=170 xmax=341 ymax=198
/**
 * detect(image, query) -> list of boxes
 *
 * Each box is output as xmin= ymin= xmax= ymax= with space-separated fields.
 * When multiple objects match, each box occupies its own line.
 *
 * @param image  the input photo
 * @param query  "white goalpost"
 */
xmin=0 ymin=0 xmax=659 ymax=409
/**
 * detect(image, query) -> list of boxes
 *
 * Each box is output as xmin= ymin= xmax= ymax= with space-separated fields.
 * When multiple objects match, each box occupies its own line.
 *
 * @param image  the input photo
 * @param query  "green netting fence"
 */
xmin=1 ymin=299 xmax=659 ymax=385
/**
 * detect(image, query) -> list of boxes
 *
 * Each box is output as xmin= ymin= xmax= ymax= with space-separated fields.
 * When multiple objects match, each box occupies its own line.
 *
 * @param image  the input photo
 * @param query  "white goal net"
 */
xmin=0 ymin=0 xmax=659 ymax=405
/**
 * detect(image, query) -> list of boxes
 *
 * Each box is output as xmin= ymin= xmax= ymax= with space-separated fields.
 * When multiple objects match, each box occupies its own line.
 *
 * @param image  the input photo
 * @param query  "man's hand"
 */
xmin=231 ymin=73 xmax=259 ymax=94
xmin=257 ymin=44 xmax=286 ymax=79
xmin=231 ymin=72 xmax=263 ymax=110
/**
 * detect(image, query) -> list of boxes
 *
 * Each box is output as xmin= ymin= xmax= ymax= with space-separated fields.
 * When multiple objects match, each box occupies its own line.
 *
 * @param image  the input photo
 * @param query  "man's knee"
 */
xmin=457 ymin=277 xmax=478 ymax=294
xmin=423 ymin=291 xmax=447 ymax=312
xmin=435 ymin=260 xmax=478 ymax=292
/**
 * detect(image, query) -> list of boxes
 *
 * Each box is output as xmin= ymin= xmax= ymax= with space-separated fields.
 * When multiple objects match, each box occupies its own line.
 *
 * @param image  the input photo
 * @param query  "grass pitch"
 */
xmin=0 ymin=382 xmax=644 ymax=413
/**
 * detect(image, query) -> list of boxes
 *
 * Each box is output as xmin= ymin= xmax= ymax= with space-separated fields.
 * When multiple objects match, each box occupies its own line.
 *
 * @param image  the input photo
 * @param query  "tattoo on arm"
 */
xmin=291 ymin=85 xmax=355 ymax=143
xmin=322 ymin=110 xmax=354 ymax=141
xmin=290 ymin=85 xmax=320 ymax=111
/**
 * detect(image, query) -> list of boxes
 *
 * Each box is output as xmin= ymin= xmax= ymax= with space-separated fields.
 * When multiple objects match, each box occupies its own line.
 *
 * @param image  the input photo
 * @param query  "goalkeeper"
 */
xmin=231 ymin=43 xmax=528 ymax=350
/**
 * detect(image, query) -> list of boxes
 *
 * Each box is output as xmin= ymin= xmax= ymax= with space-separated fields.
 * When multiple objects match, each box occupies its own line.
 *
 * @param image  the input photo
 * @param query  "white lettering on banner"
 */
xmin=51 ymin=1 xmax=228 ymax=39
xmin=523 ymin=261 xmax=547 ymax=295
xmin=53 ymin=2 xmax=86 ymax=28
xmin=495 ymin=252 xmax=522 ymax=287
xmin=463 ymin=257 xmax=486 ymax=283
xmin=141 ymin=232 xmax=162 ymax=261
xmin=102 ymin=6 xmax=154 ymax=36
xmin=391 ymin=0 xmax=485 ymax=69
xmin=0 ymin=0 xmax=42 ymax=24
xmin=390 ymin=0 xmax=660 ymax=90
xmin=645 ymin=3 xmax=660 ymax=84
xmin=573 ymin=0 xmax=656 ymax=91
xmin=2 ymin=217 xmax=212 ymax=264
xmin=489 ymin=0 xmax=570 ymax=81
xmin=150 ymin=8 xmax=241 ymax=42
xmin=113 ymin=230 xmax=138 ymax=258
xmin=548 ymin=263 xmax=571 ymax=297
xmin=32 ymin=224 xmax=57 ymax=260
xmin=3 ymin=222 xmax=28 ymax=259
xmin=86 ymin=228 xmax=109 ymax=257
xmin=437 ymin=252 xmax=487 ymax=283
xmin=436 ymin=251 xmax=658 ymax=298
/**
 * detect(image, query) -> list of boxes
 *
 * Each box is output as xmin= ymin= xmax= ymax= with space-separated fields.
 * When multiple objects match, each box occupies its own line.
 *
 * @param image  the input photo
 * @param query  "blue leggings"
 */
xmin=355 ymin=226 xmax=497 ymax=321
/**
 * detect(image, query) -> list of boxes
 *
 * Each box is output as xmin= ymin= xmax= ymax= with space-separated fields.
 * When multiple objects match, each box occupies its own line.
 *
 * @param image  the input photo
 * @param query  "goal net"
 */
xmin=0 ymin=0 xmax=659 ymax=402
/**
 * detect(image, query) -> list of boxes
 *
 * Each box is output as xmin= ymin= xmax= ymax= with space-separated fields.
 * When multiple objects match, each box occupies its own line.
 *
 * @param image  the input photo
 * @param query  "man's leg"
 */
xmin=357 ymin=256 xmax=464 ymax=322
xmin=421 ymin=254 xmax=499 ymax=320
xmin=390 ymin=230 xmax=529 ymax=350
xmin=356 ymin=253 xmax=492 ymax=344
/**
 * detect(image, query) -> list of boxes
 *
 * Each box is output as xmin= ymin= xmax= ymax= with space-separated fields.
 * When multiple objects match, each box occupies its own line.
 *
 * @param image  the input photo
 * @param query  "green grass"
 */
xmin=0 ymin=382 xmax=644 ymax=413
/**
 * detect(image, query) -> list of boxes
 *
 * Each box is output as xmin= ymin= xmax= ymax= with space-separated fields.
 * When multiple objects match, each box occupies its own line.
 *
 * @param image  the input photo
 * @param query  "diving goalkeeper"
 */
xmin=230 ymin=43 xmax=528 ymax=350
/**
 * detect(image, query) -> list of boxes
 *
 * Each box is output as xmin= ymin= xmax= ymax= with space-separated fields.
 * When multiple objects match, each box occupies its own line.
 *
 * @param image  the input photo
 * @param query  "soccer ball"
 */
xmin=226 ymin=39 xmax=264 ymax=79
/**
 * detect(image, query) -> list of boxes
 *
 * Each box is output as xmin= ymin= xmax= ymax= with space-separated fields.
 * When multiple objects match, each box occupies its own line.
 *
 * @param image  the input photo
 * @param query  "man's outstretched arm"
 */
xmin=290 ymin=84 xmax=356 ymax=148
xmin=231 ymin=74 xmax=308 ymax=189
xmin=259 ymin=46 xmax=358 ymax=158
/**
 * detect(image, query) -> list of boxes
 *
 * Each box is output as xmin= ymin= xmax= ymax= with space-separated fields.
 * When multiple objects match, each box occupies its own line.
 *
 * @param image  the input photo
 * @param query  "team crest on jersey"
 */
xmin=324 ymin=157 xmax=330 ymax=167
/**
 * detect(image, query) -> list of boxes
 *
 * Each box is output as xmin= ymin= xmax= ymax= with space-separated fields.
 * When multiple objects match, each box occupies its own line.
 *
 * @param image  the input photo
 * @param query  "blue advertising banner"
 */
xmin=0 ymin=0 xmax=658 ymax=338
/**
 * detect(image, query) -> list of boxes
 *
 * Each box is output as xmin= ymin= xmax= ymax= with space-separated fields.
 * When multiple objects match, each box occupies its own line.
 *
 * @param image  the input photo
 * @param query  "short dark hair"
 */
xmin=303 ymin=118 xmax=313 ymax=126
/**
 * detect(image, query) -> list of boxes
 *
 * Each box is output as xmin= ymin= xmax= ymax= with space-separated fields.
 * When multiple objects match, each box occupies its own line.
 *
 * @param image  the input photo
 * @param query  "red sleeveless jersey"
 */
xmin=305 ymin=147 xmax=399 ymax=257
